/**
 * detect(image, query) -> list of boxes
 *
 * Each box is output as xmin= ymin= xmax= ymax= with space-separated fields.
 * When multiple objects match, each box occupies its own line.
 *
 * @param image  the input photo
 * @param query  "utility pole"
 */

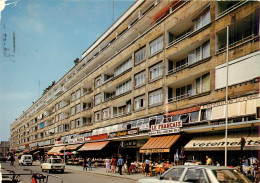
xmin=225 ymin=25 xmax=229 ymax=167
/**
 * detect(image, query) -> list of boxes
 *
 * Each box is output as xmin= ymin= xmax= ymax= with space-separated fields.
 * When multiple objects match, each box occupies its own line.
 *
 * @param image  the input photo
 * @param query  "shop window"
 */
xmin=149 ymin=116 xmax=157 ymax=128
xmin=190 ymin=111 xmax=199 ymax=122
xmin=180 ymin=114 xmax=189 ymax=124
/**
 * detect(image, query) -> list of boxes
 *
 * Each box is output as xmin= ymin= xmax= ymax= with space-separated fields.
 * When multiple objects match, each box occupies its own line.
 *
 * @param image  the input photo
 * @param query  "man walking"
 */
xmin=206 ymin=156 xmax=213 ymax=165
xmin=117 ymin=156 xmax=124 ymax=175
xmin=126 ymin=155 xmax=132 ymax=175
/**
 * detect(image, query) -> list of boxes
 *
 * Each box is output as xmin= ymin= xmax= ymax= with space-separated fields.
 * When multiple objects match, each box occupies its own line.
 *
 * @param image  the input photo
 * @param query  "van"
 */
xmin=18 ymin=155 xmax=33 ymax=166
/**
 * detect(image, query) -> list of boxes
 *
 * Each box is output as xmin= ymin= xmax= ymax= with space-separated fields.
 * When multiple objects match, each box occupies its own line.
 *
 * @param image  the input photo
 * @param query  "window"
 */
xmin=71 ymin=92 xmax=76 ymax=102
xmin=55 ymin=103 xmax=59 ymax=111
xmin=70 ymin=120 xmax=75 ymax=129
xmin=134 ymin=95 xmax=145 ymax=110
xmin=76 ymin=89 xmax=81 ymax=99
xmin=94 ymin=93 xmax=101 ymax=105
xmin=75 ymin=118 xmax=80 ymax=128
xmin=176 ymin=84 xmax=192 ymax=98
xmin=114 ymin=58 xmax=132 ymax=77
xmin=201 ymin=108 xmax=211 ymax=121
xmin=149 ymin=89 xmax=162 ymax=106
xmin=190 ymin=111 xmax=199 ymax=122
xmin=58 ymin=125 xmax=63 ymax=133
xmin=193 ymin=7 xmax=210 ymax=31
xmin=102 ymin=108 xmax=109 ymax=120
xmin=183 ymin=169 xmax=207 ymax=183
xmin=116 ymin=80 xmax=131 ymax=96
xmin=149 ymin=62 xmax=163 ymax=81
xmin=195 ymin=73 xmax=210 ymax=94
xmin=134 ymin=71 xmax=146 ymax=87
xmin=71 ymin=106 xmax=75 ymax=116
xmin=135 ymin=47 xmax=146 ymax=65
xmin=149 ymin=36 xmax=163 ymax=56
xmin=95 ymin=76 xmax=101 ymax=88
xmin=162 ymin=168 xmax=185 ymax=180
xmin=76 ymin=103 xmax=80 ymax=113
xmin=58 ymin=113 xmax=62 ymax=121
xmin=188 ymin=41 xmax=210 ymax=64
xmin=94 ymin=111 xmax=101 ymax=122
xmin=55 ymin=115 xmax=59 ymax=122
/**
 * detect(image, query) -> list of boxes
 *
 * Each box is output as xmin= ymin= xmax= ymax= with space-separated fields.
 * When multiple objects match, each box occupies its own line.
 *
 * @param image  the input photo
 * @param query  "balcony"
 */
xmin=53 ymin=85 xmax=64 ymax=96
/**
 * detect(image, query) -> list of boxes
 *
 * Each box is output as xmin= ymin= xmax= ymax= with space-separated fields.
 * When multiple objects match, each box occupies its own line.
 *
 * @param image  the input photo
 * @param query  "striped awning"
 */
xmin=140 ymin=135 xmax=180 ymax=153
xmin=78 ymin=141 xmax=109 ymax=151
xmin=47 ymin=146 xmax=64 ymax=155
xmin=62 ymin=144 xmax=82 ymax=151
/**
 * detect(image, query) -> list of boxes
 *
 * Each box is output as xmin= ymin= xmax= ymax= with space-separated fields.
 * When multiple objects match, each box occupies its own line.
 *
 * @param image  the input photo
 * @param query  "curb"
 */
xmin=66 ymin=167 xmax=138 ymax=181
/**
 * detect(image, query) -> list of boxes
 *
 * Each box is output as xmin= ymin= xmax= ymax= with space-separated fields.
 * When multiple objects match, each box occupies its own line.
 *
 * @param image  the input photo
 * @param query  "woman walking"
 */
xmin=87 ymin=158 xmax=92 ymax=171
xmin=105 ymin=157 xmax=111 ymax=173
xmin=145 ymin=159 xmax=150 ymax=177
xmin=110 ymin=156 xmax=117 ymax=174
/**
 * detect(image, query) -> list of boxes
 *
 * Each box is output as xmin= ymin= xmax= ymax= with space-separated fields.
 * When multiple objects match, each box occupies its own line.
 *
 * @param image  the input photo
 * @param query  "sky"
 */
xmin=0 ymin=0 xmax=134 ymax=141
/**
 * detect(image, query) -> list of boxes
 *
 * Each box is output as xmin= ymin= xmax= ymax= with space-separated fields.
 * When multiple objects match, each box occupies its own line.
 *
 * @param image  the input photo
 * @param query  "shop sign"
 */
xmin=54 ymin=141 xmax=63 ymax=145
xmin=201 ymin=94 xmax=259 ymax=109
xmin=76 ymin=137 xmax=84 ymax=143
xmin=149 ymin=128 xmax=180 ymax=136
xmin=140 ymin=148 xmax=170 ymax=153
xmin=151 ymin=121 xmax=182 ymax=131
xmin=29 ymin=143 xmax=38 ymax=147
xmin=84 ymin=133 xmax=108 ymax=141
xmin=120 ymin=140 xmax=137 ymax=147
xmin=109 ymin=128 xmax=139 ymax=138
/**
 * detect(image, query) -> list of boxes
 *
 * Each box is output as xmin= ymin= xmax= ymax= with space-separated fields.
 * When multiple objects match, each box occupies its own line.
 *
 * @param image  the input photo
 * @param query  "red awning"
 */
xmin=78 ymin=141 xmax=109 ymax=151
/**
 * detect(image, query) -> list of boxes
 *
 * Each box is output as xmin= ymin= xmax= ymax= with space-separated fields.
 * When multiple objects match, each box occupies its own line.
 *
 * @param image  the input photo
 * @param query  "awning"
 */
xmin=62 ymin=144 xmax=82 ymax=151
xmin=78 ymin=141 xmax=109 ymax=151
xmin=140 ymin=135 xmax=180 ymax=153
xmin=184 ymin=134 xmax=260 ymax=151
xmin=47 ymin=146 xmax=64 ymax=155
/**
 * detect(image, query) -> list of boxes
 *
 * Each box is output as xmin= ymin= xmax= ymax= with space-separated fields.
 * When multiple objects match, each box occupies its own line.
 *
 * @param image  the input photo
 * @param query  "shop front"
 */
xmin=184 ymin=131 xmax=260 ymax=166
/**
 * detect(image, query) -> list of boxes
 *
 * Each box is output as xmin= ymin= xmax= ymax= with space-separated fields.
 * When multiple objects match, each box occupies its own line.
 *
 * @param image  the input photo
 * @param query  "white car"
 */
xmin=41 ymin=158 xmax=65 ymax=173
xmin=138 ymin=165 xmax=252 ymax=183
xmin=18 ymin=155 xmax=33 ymax=166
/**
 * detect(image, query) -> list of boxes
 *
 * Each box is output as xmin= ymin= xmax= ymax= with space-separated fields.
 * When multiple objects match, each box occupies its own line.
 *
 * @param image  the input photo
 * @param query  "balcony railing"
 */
xmin=112 ymin=111 xmax=131 ymax=118
xmin=54 ymin=86 xmax=63 ymax=96
xmin=168 ymin=31 xmax=192 ymax=48
xmin=168 ymin=63 xmax=188 ymax=75
xmin=168 ymin=89 xmax=196 ymax=102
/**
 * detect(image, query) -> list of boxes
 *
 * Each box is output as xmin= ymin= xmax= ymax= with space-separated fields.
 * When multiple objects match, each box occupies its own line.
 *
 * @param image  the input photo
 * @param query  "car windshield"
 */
xmin=52 ymin=159 xmax=62 ymax=163
xmin=212 ymin=169 xmax=252 ymax=183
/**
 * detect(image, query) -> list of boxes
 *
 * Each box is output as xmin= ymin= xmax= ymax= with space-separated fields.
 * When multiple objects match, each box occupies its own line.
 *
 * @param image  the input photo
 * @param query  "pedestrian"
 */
xmin=105 ymin=157 xmax=111 ymax=173
xmin=10 ymin=155 xmax=15 ymax=166
xmin=117 ymin=156 xmax=124 ymax=175
xmin=126 ymin=155 xmax=132 ymax=175
xmin=110 ymin=156 xmax=117 ymax=174
xmin=145 ymin=159 xmax=150 ymax=177
xmin=87 ymin=158 xmax=92 ymax=170
xmin=216 ymin=161 xmax=220 ymax=166
xmin=83 ymin=157 xmax=87 ymax=170
xmin=206 ymin=156 xmax=213 ymax=165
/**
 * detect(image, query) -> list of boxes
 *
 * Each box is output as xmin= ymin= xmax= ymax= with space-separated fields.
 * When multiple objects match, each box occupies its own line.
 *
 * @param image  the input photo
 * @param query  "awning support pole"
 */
xmin=225 ymin=25 xmax=229 ymax=167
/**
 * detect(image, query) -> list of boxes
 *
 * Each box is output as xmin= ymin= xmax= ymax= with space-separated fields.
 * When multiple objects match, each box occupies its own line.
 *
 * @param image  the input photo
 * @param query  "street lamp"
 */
xmin=225 ymin=25 xmax=229 ymax=167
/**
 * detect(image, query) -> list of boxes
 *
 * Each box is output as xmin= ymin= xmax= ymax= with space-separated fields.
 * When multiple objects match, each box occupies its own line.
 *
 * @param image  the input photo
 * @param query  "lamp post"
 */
xmin=225 ymin=25 xmax=229 ymax=167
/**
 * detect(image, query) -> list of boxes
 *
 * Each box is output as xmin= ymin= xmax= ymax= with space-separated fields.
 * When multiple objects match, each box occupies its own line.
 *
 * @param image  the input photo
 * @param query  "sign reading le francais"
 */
xmin=151 ymin=121 xmax=182 ymax=131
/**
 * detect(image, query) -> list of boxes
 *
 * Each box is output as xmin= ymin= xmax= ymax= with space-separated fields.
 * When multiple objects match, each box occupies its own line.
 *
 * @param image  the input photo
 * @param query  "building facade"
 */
xmin=0 ymin=141 xmax=10 ymax=157
xmin=10 ymin=0 xmax=260 ymax=165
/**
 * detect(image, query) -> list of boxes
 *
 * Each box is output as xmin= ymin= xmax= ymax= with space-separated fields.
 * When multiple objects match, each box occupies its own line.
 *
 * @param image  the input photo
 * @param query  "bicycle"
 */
xmin=23 ymin=169 xmax=63 ymax=183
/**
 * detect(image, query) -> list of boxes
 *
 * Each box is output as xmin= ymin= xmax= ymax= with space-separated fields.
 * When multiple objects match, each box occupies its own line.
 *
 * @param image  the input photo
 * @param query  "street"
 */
xmin=1 ymin=161 xmax=137 ymax=183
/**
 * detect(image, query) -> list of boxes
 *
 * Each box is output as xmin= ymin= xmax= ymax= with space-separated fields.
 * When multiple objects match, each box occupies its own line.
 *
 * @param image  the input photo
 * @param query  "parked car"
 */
xmin=41 ymin=158 xmax=65 ymax=173
xmin=138 ymin=165 xmax=252 ymax=183
xmin=18 ymin=155 xmax=33 ymax=166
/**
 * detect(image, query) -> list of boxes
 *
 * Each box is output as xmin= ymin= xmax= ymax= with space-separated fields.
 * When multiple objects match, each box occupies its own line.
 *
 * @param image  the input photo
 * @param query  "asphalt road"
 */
xmin=1 ymin=161 xmax=137 ymax=183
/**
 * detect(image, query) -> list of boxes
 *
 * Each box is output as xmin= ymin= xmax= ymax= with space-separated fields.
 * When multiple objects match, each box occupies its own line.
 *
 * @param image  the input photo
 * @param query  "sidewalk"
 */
xmin=66 ymin=165 xmax=147 ymax=181
xmin=34 ymin=161 xmax=148 ymax=181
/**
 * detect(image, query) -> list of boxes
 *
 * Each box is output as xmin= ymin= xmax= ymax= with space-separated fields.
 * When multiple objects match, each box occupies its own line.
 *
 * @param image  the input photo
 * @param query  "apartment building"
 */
xmin=10 ymin=0 xmax=260 ymax=164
